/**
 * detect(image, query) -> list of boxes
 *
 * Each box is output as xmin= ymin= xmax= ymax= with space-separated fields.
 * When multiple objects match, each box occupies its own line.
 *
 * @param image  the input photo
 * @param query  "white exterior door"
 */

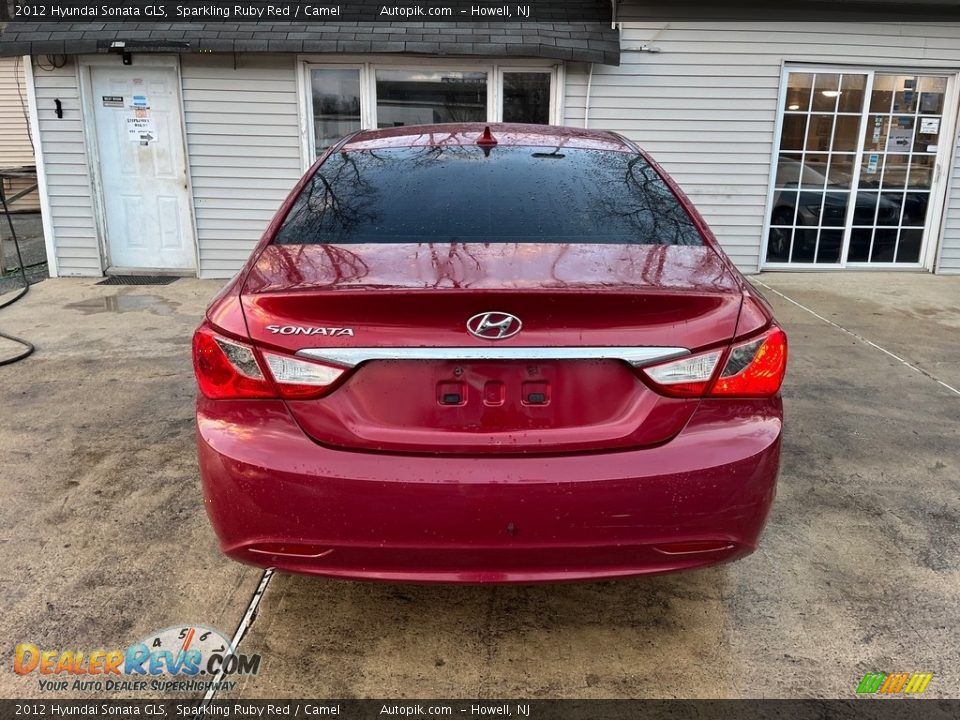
xmin=90 ymin=65 xmax=194 ymax=271
xmin=765 ymin=69 xmax=955 ymax=269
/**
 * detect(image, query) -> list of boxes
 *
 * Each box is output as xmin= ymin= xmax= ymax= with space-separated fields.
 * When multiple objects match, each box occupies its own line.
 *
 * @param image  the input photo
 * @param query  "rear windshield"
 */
xmin=274 ymin=146 xmax=704 ymax=246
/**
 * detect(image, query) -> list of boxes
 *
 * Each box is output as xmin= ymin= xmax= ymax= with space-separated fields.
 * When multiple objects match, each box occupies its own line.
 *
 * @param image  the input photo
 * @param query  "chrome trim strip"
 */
xmin=297 ymin=346 xmax=690 ymax=368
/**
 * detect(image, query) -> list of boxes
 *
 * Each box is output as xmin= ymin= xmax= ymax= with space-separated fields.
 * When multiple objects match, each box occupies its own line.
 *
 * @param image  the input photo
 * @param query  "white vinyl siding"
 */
xmin=565 ymin=16 xmax=960 ymax=272
xmin=180 ymin=54 xmax=303 ymax=278
xmin=940 ymin=126 xmax=960 ymax=273
xmin=0 ymin=57 xmax=39 ymax=211
xmin=32 ymin=58 xmax=101 ymax=276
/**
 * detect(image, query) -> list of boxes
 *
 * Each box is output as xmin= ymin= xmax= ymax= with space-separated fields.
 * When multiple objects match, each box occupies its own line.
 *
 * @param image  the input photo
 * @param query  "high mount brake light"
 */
xmin=192 ymin=324 xmax=346 ymax=400
xmin=640 ymin=326 xmax=787 ymax=399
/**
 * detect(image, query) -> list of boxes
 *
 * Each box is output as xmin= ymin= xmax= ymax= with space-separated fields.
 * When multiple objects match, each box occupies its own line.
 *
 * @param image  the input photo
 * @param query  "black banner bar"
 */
xmin=6 ymin=0 xmax=960 ymax=23
xmin=7 ymin=0 xmax=612 ymax=23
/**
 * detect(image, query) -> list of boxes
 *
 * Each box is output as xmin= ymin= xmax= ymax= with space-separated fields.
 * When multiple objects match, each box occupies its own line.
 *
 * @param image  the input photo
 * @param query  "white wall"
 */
xmin=31 ymin=57 xmax=100 ymax=276
xmin=941 ymin=122 xmax=960 ymax=273
xmin=565 ymin=18 xmax=960 ymax=272
xmin=180 ymin=54 xmax=303 ymax=279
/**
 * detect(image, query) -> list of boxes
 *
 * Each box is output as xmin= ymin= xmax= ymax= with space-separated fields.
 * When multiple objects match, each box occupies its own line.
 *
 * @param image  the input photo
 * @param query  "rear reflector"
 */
xmin=640 ymin=325 xmax=787 ymax=399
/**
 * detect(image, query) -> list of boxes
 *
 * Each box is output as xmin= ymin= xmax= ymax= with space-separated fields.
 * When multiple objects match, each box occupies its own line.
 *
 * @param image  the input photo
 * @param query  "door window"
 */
xmin=766 ymin=70 xmax=950 ymax=267
xmin=851 ymin=75 xmax=946 ymax=263
xmin=768 ymin=72 xmax=865 ymax=264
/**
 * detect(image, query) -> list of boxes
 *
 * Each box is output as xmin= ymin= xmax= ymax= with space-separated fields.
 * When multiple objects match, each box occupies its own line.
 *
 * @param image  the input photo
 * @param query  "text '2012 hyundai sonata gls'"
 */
xmin=193 ymin=123 xmax=787 ymax=583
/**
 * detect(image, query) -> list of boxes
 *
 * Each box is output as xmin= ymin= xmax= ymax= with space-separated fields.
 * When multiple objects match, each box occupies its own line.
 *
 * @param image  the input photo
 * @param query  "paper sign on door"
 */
xmin=126 ymin=95 xmax=156 ymax=143
xmin=886 ymin=128 xmax=912 ymax=152
xmin=126 ymin=109 xmax=156 ymax=143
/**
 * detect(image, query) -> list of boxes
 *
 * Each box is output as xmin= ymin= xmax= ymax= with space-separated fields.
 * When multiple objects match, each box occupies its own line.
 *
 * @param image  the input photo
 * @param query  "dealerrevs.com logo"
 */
xmin=14 ymin=625 xmax=261 ymax=694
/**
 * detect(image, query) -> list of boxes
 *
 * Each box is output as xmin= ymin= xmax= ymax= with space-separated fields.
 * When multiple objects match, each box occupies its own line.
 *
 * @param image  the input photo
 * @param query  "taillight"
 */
xmin=640 ymin=326 xmax=787 ymax=398
xmin=711 ymin=327 xmax=787 ymax=397
xmin=192 ymin=326 xmax=274 ymax=399
xmin=641 ymin=350 xmax=722 ymax=397
xmin=261 ymin=351 xmax=346 ymax=400
xmin=192 ymin=324 xmax=347 ymax=400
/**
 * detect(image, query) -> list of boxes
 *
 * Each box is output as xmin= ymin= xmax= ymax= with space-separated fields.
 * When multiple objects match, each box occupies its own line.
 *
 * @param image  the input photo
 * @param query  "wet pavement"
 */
xmin=0 ymin=278 xmax=260 ymax=700
xmin=0 ymin=273 xmax=958 ymax=699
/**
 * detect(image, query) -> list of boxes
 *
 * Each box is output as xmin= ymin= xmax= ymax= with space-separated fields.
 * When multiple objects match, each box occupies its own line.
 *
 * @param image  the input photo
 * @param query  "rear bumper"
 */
xmin=197 ymin=397 xmax=781 ymax=583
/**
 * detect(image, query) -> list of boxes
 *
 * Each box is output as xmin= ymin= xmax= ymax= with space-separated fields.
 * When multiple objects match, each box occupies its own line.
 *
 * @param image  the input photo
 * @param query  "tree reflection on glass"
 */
xmin=275 ymin=146 xmax=705 ymax=248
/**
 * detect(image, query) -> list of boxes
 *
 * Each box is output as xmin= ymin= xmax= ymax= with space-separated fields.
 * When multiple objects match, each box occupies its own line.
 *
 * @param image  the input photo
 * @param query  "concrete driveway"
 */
xmin=0 ymin=272 xmax=957 ymax=699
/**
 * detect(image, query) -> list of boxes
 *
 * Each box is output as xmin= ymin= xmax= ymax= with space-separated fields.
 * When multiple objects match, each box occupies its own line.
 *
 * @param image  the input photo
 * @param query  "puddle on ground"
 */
xmin=66 ymin=293 xmax=179 ymax=316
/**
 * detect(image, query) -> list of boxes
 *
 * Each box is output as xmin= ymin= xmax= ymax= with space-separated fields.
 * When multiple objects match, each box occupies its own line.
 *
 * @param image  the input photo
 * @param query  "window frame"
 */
xmin=494 ymin=66 xmax=561 ymax=126
xmin=760 ymin=63 xmax=960 ymax=272
xmin=373 ymin=65 xmax=495 ymax=129
xmin=297 ymin=61 xmax=369 ymax=170
xmin=297 ymin=56 xmax=563 ymax=169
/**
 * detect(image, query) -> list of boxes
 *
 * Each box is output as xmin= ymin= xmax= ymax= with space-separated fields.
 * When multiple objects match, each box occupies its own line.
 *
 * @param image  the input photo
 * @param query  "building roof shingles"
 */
xmin=0 ymin=21 xmax=621 ymax=65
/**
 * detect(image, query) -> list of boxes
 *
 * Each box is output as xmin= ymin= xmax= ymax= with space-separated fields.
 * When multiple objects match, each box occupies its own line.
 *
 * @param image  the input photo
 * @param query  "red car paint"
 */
xmin=194 ymin=123 xmax=786 ymax=583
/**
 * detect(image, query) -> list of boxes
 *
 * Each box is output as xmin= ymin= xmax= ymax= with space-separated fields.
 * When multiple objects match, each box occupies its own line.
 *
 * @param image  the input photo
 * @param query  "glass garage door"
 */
xmin=765 ymin=70 xmax=951 ymax=267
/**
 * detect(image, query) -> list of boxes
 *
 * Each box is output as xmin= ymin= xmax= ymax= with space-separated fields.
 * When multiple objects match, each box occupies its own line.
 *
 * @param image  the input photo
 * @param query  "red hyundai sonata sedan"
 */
xmin=193 ymin=123 xmax=786 ymax=583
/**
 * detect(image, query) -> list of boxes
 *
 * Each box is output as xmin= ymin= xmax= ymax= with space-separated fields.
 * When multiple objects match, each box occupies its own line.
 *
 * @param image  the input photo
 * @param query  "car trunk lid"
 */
xmin=240 ymin=242 xmax=742 ymax=455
